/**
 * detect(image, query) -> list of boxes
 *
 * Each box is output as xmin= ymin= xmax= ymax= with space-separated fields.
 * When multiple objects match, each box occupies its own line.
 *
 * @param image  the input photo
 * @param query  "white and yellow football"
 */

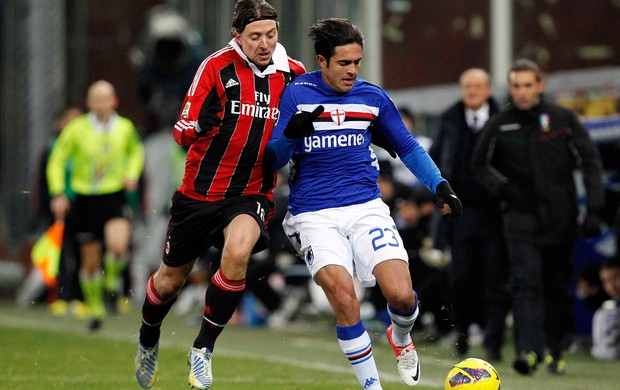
xmin=445 ymin=358 xmax=501 ymax=390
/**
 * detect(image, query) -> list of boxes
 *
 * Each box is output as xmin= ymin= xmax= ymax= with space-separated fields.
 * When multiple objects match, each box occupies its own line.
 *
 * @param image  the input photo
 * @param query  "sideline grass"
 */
xmin=1 ymin=302 xmax=619 ymax=389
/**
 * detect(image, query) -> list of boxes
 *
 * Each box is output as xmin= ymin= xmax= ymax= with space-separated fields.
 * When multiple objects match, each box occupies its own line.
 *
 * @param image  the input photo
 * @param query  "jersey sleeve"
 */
xmin=400 ymin=146 xmax=445 ymax=192
xmin=288 ymin=57 xmax=307 ymax=80
xmin=173 ymin=58 xmax=218 ymax=146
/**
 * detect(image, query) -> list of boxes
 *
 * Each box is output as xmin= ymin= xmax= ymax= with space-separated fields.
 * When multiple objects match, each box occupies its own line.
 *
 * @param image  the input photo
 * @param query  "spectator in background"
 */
xmin=430 ymin=68 xmax=510 ymax=361
xmin=47 ymin=80 xmax=145 ymax=331
xmin=472 ymin=59 xmax=605 ymax=375
xmin=576 ymin=262 xmax=610 ymax=313
xmin=592 ymin=257 xmax=620 ymax=360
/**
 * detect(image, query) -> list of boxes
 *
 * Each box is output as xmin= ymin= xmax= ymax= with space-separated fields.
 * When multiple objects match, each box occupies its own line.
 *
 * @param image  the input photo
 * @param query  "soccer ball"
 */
xmin=445 ymin=358 xmax=501 ymax=390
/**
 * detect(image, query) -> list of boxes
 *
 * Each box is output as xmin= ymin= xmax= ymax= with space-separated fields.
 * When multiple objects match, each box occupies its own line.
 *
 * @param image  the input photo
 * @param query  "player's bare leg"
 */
xmin=317 ymin=265 xmax=383 ymax=389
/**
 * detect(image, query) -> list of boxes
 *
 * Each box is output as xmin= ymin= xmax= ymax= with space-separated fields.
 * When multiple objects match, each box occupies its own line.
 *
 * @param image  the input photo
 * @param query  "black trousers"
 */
xmin=449 ymin=226 xmax=511 ymax=353
xmin=507 ymin=238 xmax=574 ymax=357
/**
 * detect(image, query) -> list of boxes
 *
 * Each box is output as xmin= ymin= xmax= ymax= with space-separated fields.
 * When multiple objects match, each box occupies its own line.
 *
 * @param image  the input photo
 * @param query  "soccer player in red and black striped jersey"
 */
xmin=134 ymin=1 xmax=306 ymax=388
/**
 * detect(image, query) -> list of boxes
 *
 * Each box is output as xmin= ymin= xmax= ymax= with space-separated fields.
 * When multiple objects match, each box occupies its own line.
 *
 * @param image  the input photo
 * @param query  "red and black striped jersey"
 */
xmin=173 ymin=39 xmax=305 ymax=202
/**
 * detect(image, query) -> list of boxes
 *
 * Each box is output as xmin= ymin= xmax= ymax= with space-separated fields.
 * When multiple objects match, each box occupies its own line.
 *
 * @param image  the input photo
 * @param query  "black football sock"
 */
xmin=193 ymin=268 xmax=245 ymax=351
xmin=139 ymin=274 xmax=178 ymax=348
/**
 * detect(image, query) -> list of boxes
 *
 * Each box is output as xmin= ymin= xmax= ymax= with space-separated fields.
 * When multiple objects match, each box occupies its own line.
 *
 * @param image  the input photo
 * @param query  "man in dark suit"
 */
xmin=472 ymin=59 xmax=604 ymax=375
xmin=430 ymin=68 xmax=511 ymax=361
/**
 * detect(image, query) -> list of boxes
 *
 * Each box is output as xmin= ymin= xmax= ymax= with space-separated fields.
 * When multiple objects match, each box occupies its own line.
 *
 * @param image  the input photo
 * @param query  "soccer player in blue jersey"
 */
xmin=264 ymin=18 xmax=462 ymax=389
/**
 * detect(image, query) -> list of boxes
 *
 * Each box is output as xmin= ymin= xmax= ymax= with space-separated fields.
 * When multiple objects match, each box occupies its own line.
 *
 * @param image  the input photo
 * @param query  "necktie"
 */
xmin=472 ymin=115 xmax=478 ymax=130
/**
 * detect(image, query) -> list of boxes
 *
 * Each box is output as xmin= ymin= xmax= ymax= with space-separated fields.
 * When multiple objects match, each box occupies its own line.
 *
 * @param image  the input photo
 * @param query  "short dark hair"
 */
xmin=308 ymin=18 xmax=364 ymax=63
xmin=509 ymin=58 xmax=543 ymax=81
xmin=602 ymin=257 xmax=620 ymax=272
xmin=231 ymin=0 xmax=277 ymax=35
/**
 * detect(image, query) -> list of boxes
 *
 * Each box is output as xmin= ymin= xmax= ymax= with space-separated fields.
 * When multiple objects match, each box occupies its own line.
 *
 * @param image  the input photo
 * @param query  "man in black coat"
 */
xmin=430 ymin=68 xmax=510 ymax=361
xmin=472 ymin=59 xmax=604 ymax=375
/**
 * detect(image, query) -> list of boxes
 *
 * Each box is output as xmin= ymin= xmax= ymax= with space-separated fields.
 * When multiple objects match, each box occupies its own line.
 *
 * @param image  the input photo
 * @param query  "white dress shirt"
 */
xmin=465 ymin=103 xmax=490 ymax=132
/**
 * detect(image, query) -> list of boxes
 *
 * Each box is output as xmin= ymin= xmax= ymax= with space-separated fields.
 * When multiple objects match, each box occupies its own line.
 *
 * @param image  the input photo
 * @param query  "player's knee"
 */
xmin=222 ymin=244 xmax=252 ymax=264
xmin=161 ymin=279 xmax=185 ymax=298
xmin=388 ymin=290 xmax=415 ymax=313
xmin=155 ymin=271 xmax=186 ymax=297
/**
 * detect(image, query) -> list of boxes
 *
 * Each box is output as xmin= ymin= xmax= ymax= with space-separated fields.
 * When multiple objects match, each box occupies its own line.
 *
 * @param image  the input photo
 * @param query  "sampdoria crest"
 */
xmin=330 ymin=109 xmax=346 ymax=125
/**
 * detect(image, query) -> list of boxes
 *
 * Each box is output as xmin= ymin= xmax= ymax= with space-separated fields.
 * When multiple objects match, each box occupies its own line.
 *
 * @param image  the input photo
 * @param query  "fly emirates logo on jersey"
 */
xmin=230 ymin=91 xmax=279 ymax=120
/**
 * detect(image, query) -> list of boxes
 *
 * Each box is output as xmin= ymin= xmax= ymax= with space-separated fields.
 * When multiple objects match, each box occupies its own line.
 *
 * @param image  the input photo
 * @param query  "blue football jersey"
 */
xmin=268 ymin=70 xmax=442 ymax=214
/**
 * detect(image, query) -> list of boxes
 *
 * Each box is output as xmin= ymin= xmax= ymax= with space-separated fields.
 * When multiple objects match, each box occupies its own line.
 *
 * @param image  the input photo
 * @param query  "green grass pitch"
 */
xmin=1 ymin=301 xmax=618 ymax=389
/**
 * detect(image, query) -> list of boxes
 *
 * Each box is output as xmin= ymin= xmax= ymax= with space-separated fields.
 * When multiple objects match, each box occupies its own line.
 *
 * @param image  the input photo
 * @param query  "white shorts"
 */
xmin=282 ymin=198 xmax=408 ymax=288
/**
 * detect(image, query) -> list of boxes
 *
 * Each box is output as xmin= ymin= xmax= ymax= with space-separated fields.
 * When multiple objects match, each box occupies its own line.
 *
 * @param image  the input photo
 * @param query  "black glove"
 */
xmin=283 ymin=106 xmax=324 ymax=139
xmin=371 ymin=129 xmax=396 ymax=158
xmin=196 ymin=90 xmax=223 ymax=136
xmin=435 ymin=181 xmax=463 ymax=219
xmin=581 ymin=213 xmax=602 ymax=238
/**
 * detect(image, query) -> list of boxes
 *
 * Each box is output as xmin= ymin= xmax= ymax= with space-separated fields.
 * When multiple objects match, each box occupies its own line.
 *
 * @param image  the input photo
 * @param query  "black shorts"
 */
xmin=69 ymin=191 xmax=128 ymax=243
xmin=162 ymin=191 xmax=274 ymax=267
